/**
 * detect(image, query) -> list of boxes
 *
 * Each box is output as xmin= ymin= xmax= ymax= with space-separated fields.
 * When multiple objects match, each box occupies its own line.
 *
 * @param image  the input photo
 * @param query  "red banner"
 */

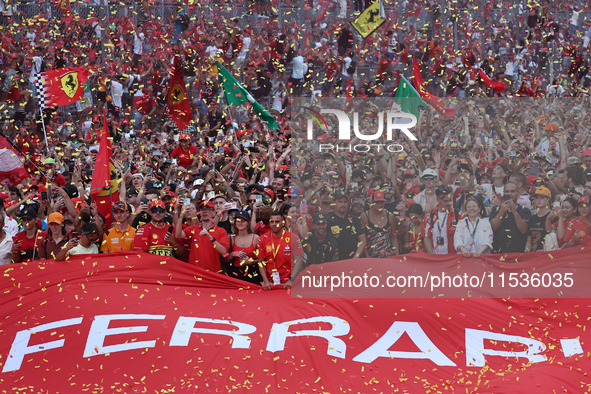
xmin=479 ymin=69 xmax=506 ymax=93
xmin=0 ymin=251 xmax=590 ymax=392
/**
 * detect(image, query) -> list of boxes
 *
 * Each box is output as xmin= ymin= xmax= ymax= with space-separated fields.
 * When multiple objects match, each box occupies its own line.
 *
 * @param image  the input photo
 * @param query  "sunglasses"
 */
xmin=150 ymin=207 xmax=166 ymax=214
xmin=153 ymin=183 xmax=164 ymax=189
xmin=84 ymin=234 xmax=99 ymax=242
xmin=127 ymin=194 xmax=137 ymax=198
xmin=422 ymin=176 xmax=436 ymax=180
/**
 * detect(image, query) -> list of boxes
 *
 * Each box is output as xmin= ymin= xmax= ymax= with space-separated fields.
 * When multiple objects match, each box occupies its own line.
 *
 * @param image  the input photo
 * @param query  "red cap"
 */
xmin=578 ymin=196 xmax=590 ymax=206
xmin=199 ymin=200 xmax=215 ymax=209
xmin=121 ymin=119 xmax=130 ymax=125
xmin=372 ymin=190 xmax=385 ymax=201
xmin=264 ymin=188 xmax=275 ymax=200
xmin=526 ymin=175 xmax=538 ymax=186
xmin=92 ymin=115 xmax=100 ymax=123
xmin=149 ymin=200 xmax=165 ymax=210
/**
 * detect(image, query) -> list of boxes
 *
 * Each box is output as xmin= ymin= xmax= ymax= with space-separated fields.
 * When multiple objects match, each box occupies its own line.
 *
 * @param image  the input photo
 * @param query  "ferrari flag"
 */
xmin=351 ymin=0 xmax=386 ymax=39
xmin=167 ymin=55 xmax=193 ymax=132
xmin=37 ymin=67 xmax=89 ymax=109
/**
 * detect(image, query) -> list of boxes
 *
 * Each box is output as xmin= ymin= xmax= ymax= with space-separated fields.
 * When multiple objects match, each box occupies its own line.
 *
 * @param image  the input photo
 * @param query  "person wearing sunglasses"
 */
xmin=55 ymin=223 xmax=100 ymax=261
xmin=171 ymin=133 xmax=199 ymax=168
xmin=413 ymin=168 xmax=439 ymax=213
xmin=174 ymin=200 xmax=230 ymax=272
xmin=133 ymin=200 xmax=185 ymax=258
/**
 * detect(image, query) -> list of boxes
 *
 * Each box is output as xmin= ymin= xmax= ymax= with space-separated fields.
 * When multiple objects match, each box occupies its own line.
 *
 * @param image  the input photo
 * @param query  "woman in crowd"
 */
xmin=563 ymin=197 xmax=591 ymax=248
xmin=360 ymin=190 xmax=399 ymax=257
xmin=555 ymin=197 xmax=579 ymax=246
xmin=227 ymin=210 xmax=261 ymax=285
xmin=403 ymin=204 xmax=424 ymax=253
xmin=454 ymin=196 xmax=493 ymax=258
xmin=525 ymin=187 xmax=553 ymax=252
xmin=0 ymin=213 xmax=13 ymax=265
xmin=39 ymin=212 xmax=71 ymax=260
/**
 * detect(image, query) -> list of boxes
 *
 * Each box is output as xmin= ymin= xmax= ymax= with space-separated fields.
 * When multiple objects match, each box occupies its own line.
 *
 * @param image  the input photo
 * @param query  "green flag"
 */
xmin=216 ymin=61 xmax=279 ymax=130
xmin=393 ymin=75 xmax=428 ymax=119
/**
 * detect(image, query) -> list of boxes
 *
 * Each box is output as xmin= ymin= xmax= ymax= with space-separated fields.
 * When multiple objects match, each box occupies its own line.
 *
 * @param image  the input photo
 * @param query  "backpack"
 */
xmin=180 ymin=13 xmax=189 ymax=31
xmin=346 ymin=59 xmax=356 ymax=75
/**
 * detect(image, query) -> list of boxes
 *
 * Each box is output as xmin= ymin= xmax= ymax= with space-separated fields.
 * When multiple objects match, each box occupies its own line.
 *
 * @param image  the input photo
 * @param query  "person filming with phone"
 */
xmin=55 ymin=223 xmax=100 ymax=261
xmin=133 ymin=200 xmax=185 ymax=258
xmin=489 ymin=181 xmax=532 ymax=253
xmin=174 ymin=200 xmax=230 ymax=272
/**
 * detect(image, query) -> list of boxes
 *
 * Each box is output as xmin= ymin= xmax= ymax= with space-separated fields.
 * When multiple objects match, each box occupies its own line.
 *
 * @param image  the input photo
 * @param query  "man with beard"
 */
xmin=134 ymin=200 xmax=185 ymax=257
xmin=302 ymin=213 xmax=339 ymax=267
xmin=175 ymin=200 xmax=230 ymax=272
xmin=257 ymin=211 xmax=303 ymax=290
xmin=326 ymin=191 xmax=367 ymax=260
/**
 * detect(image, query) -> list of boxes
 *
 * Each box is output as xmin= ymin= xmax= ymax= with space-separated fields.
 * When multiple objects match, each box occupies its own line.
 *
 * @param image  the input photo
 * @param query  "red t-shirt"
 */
xmin=171 ymin=146 xmax=199 ymax=168
xmin=13 ymin=230 xmax=48 ymax=262
xmin=133 ymin=222 xmax=181 ymax=257
xmin=183 ymin=224 xmax=230 ymax=272
xmin=42 ymin=172 xmax=66 ymax=187
xmin=564 ymin=217 xmax=591 ymax=246
xmin=256 ymin=230 xmax=303 ymax=284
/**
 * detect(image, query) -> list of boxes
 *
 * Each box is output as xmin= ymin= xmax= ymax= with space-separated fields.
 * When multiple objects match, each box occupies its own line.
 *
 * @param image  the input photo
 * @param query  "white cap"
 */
xmin=421 ymin=168 xmax=439 ymax=179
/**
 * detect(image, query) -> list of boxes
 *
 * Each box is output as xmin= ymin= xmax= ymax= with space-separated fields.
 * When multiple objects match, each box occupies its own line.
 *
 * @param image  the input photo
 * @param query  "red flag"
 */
xmin=55 ymin=0 xmax=71 ymax=15
xmin=89 ymin=111 xmax=119 ymax=227
xmin=167 ymin=55 xmax=193 ymax=132
xmin=39 ymin=67 xmax=89 ymax=108
xmin=479 ymin=69 xmax=505 ymax=93
xmin=0 ymin=134 xmax=29 ymax=187
xmin=412 ymin=58 xmax=456 ymax=119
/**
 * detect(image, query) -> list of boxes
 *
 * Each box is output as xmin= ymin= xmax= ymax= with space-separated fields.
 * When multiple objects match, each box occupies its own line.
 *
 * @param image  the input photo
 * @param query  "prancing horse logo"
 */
xmin=60 ymin=72 xmax=79 ymax=98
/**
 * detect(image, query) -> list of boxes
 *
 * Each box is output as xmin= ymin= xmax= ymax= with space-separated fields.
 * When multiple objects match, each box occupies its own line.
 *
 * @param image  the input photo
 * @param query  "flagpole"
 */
xmin=39 ymin=109 xmax=49 ymax=149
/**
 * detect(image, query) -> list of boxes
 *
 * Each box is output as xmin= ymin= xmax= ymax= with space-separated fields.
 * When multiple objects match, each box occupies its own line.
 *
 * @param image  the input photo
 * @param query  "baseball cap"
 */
xmin=193 ymin=178 xmax=205 ymax=187
xmin=179 ymin=133 xmax=190 ymax=141
xmin=567 ymin=157 xmax=582 ymax=165
xmin=333 ymin=191 xmax=349 ymax=201
xmin=371 ymin=190 xmax=385 ymax=201
xmin=533 ymin=186 xmax=551 ymax=199
xmin=578 ymin=196 xmax=590 ymax=206
xmin=235 ymin=210 xmax=250 ymax=221
xmin=584 ymin=168 xmax=591 ymax=178
xmin=127 ymin=187 xmax=139 ymax=196
xmin=18 ymin=206 xmax=38 ymax=220
xmin=149 ymin=200 xmax=166 ymax=210
xmin=121 ymin=119 xmax=130 ymax=125
xmin=264 ymin=188 xmax=275 ymax=200
xmin=113 ymin=201 xmax=129 ymax=211
xmin=420 ymin=168 xmax=438 ymax=179
xmin=582 ymin=150 xmax=591 ymax=157
xmin=48 ymin=212 xmax=63 ymax=224
xmin=43 ymin=158 xmax=56 ymax=166
xmin=288 ymin=187 xmax=301 ymax=197
xmin=200 ymin=200 xmax=215 ymax=210
xmin=313 ymin=212 xmax=327 ymax=224
xmin=543 ymin=122 xmax=558 ymax=131
xmin=351 ymin=169 xmax=365 ymax=180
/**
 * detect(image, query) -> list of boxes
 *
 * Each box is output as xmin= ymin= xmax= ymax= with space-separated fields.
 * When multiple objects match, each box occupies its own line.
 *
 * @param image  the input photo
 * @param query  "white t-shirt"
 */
xmin=271 ymin=89 xmax=285 ymax=112
xmin=111 ymin=80 xmax=123 ymax=108
xmin=28 ymin=56 xmax=43 ymax=83
xmin=3 ymin=216 xmax=18 ymax=237
xmin=291 ymin=56 xmax=305 ymax=79
xmin=0 ymin=231 xmax=13 ymax=265
xmin=238 ymin=37 xmax=251 ymax=60
xmin=548 ymin=85 xmax=564 ymax=97
xmin=68 ymin=243 xmax=99 ymax=256
xmin=571 ymin=10 xmax=579 ymax=26
xmin=134 ymin=32 xmax=145 ymax=55
xmin=342 ymin=56 xmax=352 ymax=77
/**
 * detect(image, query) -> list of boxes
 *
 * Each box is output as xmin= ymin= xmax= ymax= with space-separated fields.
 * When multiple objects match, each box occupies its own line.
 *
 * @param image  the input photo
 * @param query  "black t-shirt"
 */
xmin=326 ymin=212 xmax=366 ymax=260
xmin=489 ymin=205 xmax=532 ymax=253
xmin=302 ymin=230 xmax=339 ymax=267
xmin=527 ymin=212 xmax=550 ymax=251
xmin=208 ymin=110 xmax=226 ymax=137
xmin=218 ymin=218 xmax=232 ymax=236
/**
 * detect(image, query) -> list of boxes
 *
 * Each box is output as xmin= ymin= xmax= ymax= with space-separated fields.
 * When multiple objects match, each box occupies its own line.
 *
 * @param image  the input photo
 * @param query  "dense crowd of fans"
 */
xmin=0 ymin=0 xmax=590 ymax=290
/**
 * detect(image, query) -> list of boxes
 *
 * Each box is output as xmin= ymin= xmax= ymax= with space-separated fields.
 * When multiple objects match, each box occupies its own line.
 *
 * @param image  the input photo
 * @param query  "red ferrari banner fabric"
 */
xmin=0 ymin=251 xmax=590 ymax=392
